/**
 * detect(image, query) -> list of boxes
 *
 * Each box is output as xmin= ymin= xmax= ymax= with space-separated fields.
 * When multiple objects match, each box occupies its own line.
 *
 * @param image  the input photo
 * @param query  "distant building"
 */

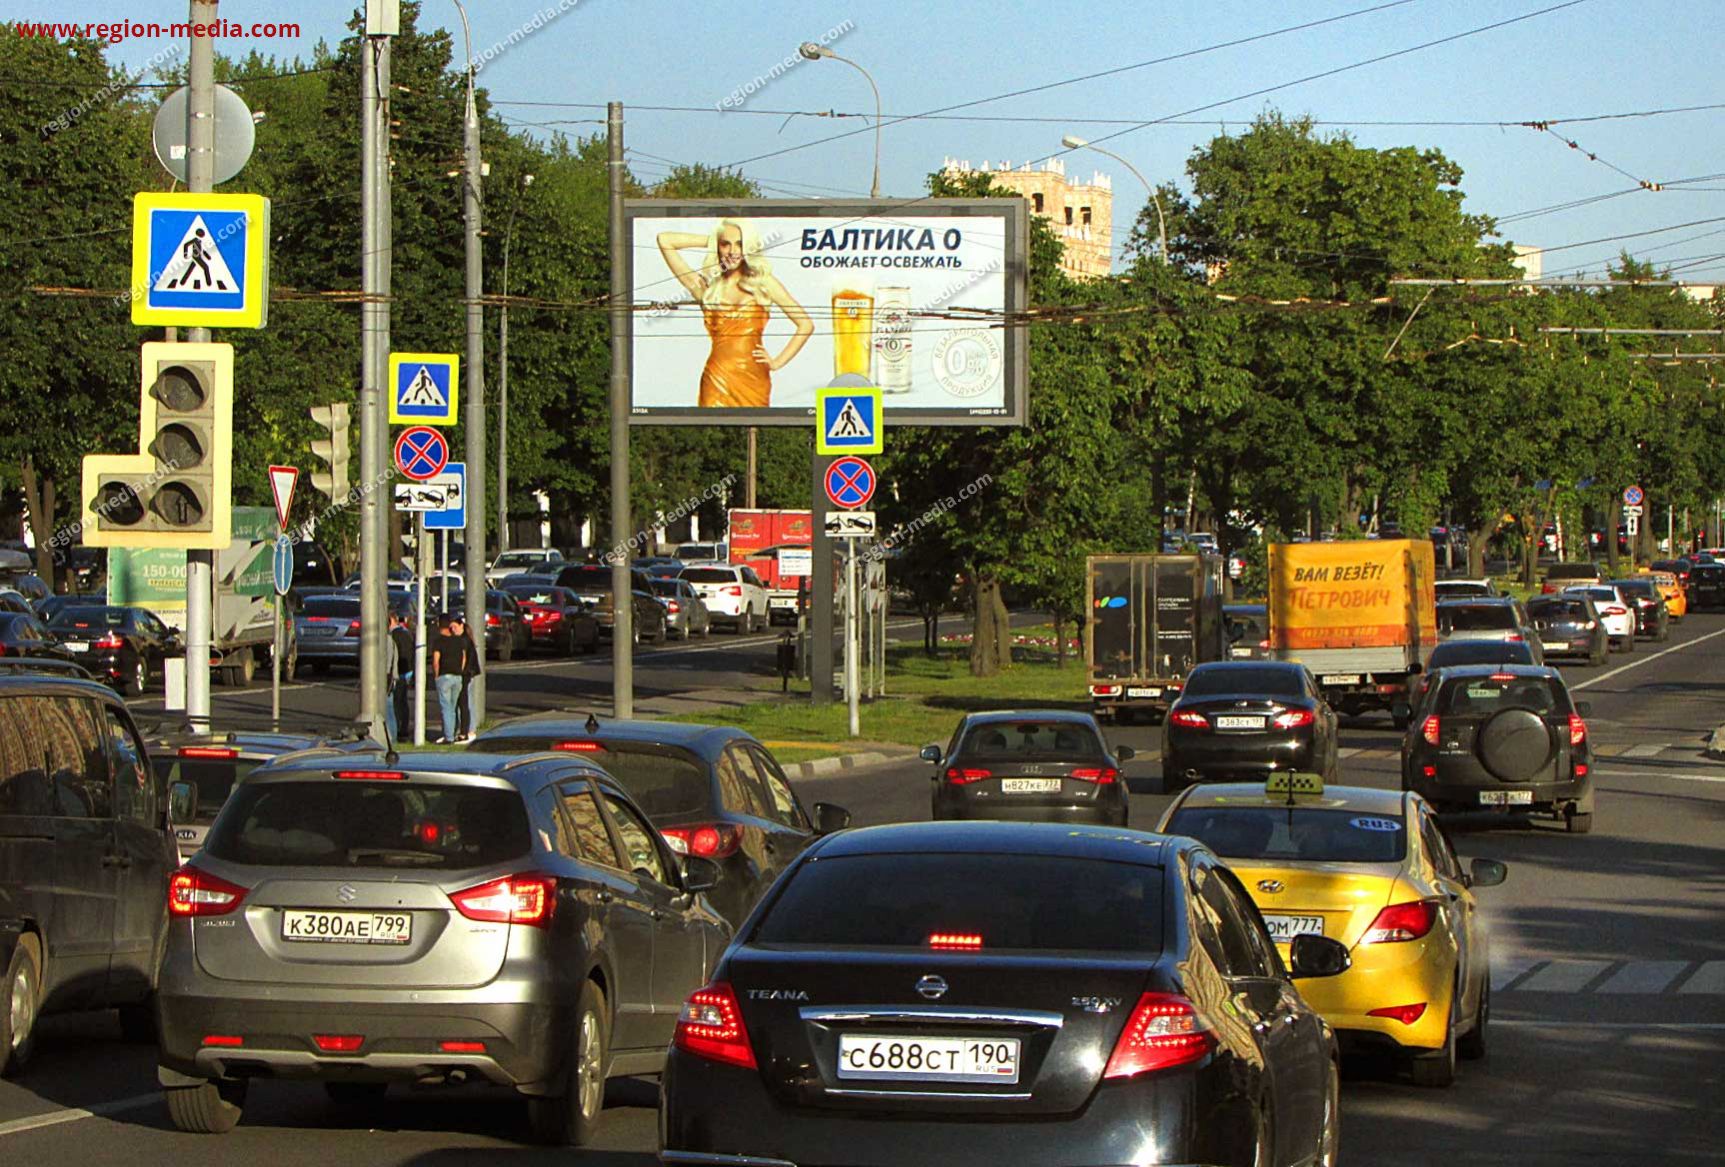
xmin=942 ymin=156 xmax=1113 ymax=279
xmin=1511 ymin=244 xmax=1543 ymax=283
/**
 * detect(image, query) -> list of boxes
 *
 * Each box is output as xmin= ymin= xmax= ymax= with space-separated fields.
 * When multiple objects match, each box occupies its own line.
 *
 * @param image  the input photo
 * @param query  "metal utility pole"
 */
xmin=182 ymin=0 xmax=217 ymax=730
xmin=746 ymin=428 xmax=758 ymax=507
xmin=811 ymin=449 xmax=835 ymax=705
xmin=457 ymin=3 xmax=488 ymax=729
xmin=358 ymin=1 xmax=396 ymax=738
xmin=608 ymin=101 xmax=634 ymax=717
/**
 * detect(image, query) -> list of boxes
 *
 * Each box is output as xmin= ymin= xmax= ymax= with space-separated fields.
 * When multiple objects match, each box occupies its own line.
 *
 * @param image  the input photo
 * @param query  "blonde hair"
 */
xmin=699 ymin=218 xmax=773 ymax=307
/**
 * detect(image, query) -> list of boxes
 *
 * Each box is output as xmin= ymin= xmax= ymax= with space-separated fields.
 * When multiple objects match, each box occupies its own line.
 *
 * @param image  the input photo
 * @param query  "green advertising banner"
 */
xmin=106 ymin=547 xmax=188 ymax=608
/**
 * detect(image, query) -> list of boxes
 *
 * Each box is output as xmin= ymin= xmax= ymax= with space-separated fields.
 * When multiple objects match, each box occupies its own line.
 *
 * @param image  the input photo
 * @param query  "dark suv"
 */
xmin=1539 ymin=562 xmax=1602 ymax=595
xmin=154 ymin=751 xmax=731 ymax=1144
xmin=1400 ymin=665 xmax=1594 ymax=833
xmin=1689 ymin=563 xmax=1725 ymax=611
xmin=0 ymin=676 xmax=176 ymax=1073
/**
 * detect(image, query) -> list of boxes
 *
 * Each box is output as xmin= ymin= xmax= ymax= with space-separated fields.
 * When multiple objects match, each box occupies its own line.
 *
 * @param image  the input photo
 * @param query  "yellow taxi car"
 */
xmin=1644 ymin=570 xmax=1687 ymax=620
xmin=1157 ymin=773 xmax=1507 ymax=1087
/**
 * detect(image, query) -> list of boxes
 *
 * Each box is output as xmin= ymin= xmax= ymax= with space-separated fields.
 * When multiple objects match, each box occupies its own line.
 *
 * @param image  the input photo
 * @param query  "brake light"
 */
xmin=1574 ymin=762 xmax=1588 ymax=777
xmin=674 ymin=982 xmax=756 ymax=1068
xmin=344 ymin=619 xmax=361 ymax=638
xmin=1568 ymin=713 xmax=1587 ymax=746
xmin=723 ymin=585 xmax=743 ymax=597
xmin=943 ymin=766 xmax=992 ymax=784
xmin=539 ymin=610 xmax=562 ymax=625
xmin=439 ymin=1040 xmax=486 ymax=1053
xmin=1367 ymin=1002 xmax=1428 ymax=1026
xmin=178 ymin=746 xmax=239 ymax=759
xmin=1272 ymin=709 xmax=1315 ymax=730
xmin=552 ymin=740 xmax=605 ymax=752
xmin=168 ymin=866 xmax=247 ymax=917
xmin=486 ymin=613 xmax=500 ymax=626
xmin=450 ymin=874 xmax=556 ymax=927
xmin=94 ymin=633 xmax=125 ymax=649
xmin=1103 ymin=993 xmax=1214 ymax=1078
xmin=313 ymin=1034 xmax=364 ymax=1054
xmin=1361 ymin=900 xmax=1440 ymax=944
xmin=928 ymin=932 xmax=983 ymax=950
xmin=665 ymin=600 xmax=680 ymax=613
xmin=1168 ymin=710 xmax=1209 ymax=729
xmin=335 ymin=770 xmax=406 ymax=780
xmin=201 ymin=1035 xmax=244 ymax=1047
xmin=1422 ymin=716 xmax=1440 ymax=746
xmin=1070 ymin=767 xmax=1118 ymax=784
xmin=1505 ymin=633 xmax=1524 ymax=642
xmin=660 ymin=823 xmax=744 ymax=859
xmin=1089 ymin=684 xmax=1122 ymax=697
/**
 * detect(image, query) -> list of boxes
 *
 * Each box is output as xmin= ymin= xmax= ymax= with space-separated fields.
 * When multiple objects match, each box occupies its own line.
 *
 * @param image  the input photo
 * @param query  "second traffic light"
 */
xmin=82 ymin=342 xmax=233 ymax=549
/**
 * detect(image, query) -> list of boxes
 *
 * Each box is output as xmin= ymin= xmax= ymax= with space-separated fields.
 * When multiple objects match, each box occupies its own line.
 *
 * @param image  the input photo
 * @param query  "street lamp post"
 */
xmin=1062 ymin=135 xmax=1167 ymax=265
xmin=498 ymin=172 xmax=534 ymax=552
xmin=799 ymin=41 xmax=880 ymax=198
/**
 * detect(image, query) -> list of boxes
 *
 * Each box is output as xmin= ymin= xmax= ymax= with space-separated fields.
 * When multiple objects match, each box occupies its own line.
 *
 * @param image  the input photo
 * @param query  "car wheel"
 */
xmin=1458 ymin=975 xmax=1488 ymax=1061
xmin=164 ymin=1079 xmax=248 ymax=1134
xmin=117 ymin=997 xmax=157 ymax=1044
xmin=1316 ymin=1057 xmax=1341 ymax=1167
xmin=1590 ymin=644 xmax=1608 ymax=667
xmin=528 ymin=980 xmax=608 ymax=1146
xmin=1658 ymin=621 xmax=1671 ymax=643
xmin=128 ymin=656 xmax=149 ymax=698
xmin=1 ymin=934 xmax=41 ymax=1077
xmin=1409 ymin=996 xmax=1458 ymax=1087
xmin=1564 ymin=805 xmax=1594 ymax=834
xmin=324 ymin=1082 xmax=388 ymax=1106
xmin=1619 ymin=634 xmax=1634 ymax=655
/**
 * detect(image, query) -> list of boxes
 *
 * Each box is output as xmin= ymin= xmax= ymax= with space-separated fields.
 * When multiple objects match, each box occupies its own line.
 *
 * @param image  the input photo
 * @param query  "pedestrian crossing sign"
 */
xmin=817 ymin=386 xmax=883 ymax=454
xmin=389 ymin=352 xmax=460 ymax=425
xmin=131 ymin=191 xmax=270 ymax=328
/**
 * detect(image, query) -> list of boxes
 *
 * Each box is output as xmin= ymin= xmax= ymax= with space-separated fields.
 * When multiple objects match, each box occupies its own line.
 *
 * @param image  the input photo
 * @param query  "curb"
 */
xmin=786 ymin=750 xmax=918 ymax=780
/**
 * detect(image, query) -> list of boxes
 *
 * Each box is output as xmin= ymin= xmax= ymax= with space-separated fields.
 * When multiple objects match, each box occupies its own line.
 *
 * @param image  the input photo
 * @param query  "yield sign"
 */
xmin=268 ymin=464 xmax=299 ymax=530
xmin=825 ymin=456 xmax=876 ymax=510
xmin=395 ymin=426 xmax=449 ymax=481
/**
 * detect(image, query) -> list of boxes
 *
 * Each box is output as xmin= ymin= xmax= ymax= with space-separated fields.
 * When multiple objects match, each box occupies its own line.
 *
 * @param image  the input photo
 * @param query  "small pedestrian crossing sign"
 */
xmin=817 ymin=386 xmax=883 ymax=454
xmin=389 ymin=352 xmax=460 ymax=425
xmin=131 ymin=192 xmax=269 ymax=328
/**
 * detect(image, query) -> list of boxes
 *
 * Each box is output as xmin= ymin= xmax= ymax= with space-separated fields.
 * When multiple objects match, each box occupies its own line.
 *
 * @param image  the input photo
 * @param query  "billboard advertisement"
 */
xmin=625 ymin=199 xmax=1028 ymax=427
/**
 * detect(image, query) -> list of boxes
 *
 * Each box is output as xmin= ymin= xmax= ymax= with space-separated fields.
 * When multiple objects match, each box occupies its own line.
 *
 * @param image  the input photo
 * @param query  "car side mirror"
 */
xmin=1575 ymin=701 xmax=1592 ymax=718
xmin=1390 ymin=701 xmax=1412 ymax=723
xmin=1288 ymin=933 xmax=1351 ymax=979
xmin=167 ymin=781 xmax=197 ymax=825
xmin=1467 ymin=857 xmax=1508 ymax=889
xmin=1115 ymin=745 xmax=1135 ymax=761
xmin=813 ymin=802 xmax=851 ymax=835
xmin=679 ymin=854 xmax=721 ymax=893
xmin=919 ymin=744 xmax=942 ymax=764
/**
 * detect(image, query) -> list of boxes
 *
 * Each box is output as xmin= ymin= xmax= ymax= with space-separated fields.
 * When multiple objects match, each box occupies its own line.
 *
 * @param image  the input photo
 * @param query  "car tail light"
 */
xmin=1168 ymin=710 xmax=1209 ymax=729
xmin=1090 ymin=684 xmax=1122 ymax=697
xmin=1505 ymin=633 xmax=1524 ymax=642
xmin=927 ymin=932 xmax=983 ymax=950
xmin=1421 ymin=716 xmax=1441 ymax=746
xmin=487 ymin=613 xmax=501 ymax=626
xmin=1367 ymin=1002 xmax=1428 ymax=1026
xmin=451 ymin=874 xmax=556 ymax=926
xmin=723 ymin=585 xmax=743 ymax=597
xmin=674 ymin=982 xmax=756 ymax=1069
xmin=1070 ymin=767 xmax=1118 ymax=784
xmin=201 ymin=1034 xmax=244 ymax=1047
xmin=1361 ymin=900 xmax=1440 ymax=944
xmin=335 ymin=770 xmax=406 ymax=780
xmin=552 ymin=740 xmax=605 ymax=752
xmin=169 ymin=866 xmax=247 ymax=917
xmin=1103 ymin=993 xmax=1214 ymax=1079
xmin=1584 ymin=620 xmax=1598 ymax=629
xmin=313 ymin=1034 xmax=364 ymax=1053
xmin=1272 ymin=709 xmax=1315 ymax=729
xmin=344 ymin=619 xmax=361 ymax=638
xmin=94 ymin=633 xmax=125 ymax=649
xmin=660 ymin=823 xmax=744 ymax=859
xmin=665 ymin=600 xmax=681 ymax=614
xmin=1606 ymin=606 xmax=1628 ymax=617
xmin=179 ymin=746 xmax=239 ymax=759
xmin=1540 ymin=583 xmax=1557 ymax=594
xmin=943 ymin=766 xmax=992 ymax=784
xmin=440 ymin=1040 xmax=486 ymax=1053
xmin=540 ymin=610 xmax=562 ymax=625
xmin=1421 ymin=765 xmax=1436 ymax=778
xmin=1568 ymin=713 xmax=1587 ymax=746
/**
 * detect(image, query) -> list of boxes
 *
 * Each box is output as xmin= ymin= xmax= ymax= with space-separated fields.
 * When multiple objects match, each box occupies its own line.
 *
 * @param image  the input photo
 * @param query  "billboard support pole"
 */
xmin=414 ymin=513 xmax=428 ymax=745
xmin=811 ymin=452 xmax=834 ymax=705
xmin=609 ymin=101 xmax=634 ymax=717
xmin=845 ymin=537 xmax=859 ymax=736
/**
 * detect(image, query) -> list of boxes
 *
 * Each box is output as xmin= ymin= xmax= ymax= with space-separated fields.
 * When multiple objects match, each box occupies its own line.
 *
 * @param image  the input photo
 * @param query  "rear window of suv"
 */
xmin=681 ymin=568 xmax=738 ymax=584
xmin=1440 ymin=604 xmax=1516 ymax=631
xmin=152 ymin=755 xmax=266 ymax=820
xmin=753 ymin=854 xmax=1164 ymax=953
xmin=1545 ymin=564 xmax=1600 ymax=581
xmin=205 ymin=781 xmax=531 ymax=868
xmin=1438 ymin=675 xmax=1570 ymax=717
xmin=1528 ymin=599 xmax=1590 ymax=621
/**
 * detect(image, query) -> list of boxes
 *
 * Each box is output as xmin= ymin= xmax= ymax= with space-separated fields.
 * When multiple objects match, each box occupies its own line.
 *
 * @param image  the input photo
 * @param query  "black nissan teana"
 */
xmin=659 ymin=821 xmax=1349 ymax=1167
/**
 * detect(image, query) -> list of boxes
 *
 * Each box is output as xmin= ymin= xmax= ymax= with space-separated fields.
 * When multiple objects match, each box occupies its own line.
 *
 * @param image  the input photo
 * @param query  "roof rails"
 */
xmin=0 ymin=658 xmax=98 ymax=680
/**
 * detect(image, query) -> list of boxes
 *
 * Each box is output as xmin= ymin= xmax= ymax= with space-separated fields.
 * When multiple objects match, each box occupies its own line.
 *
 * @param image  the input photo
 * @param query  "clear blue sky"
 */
xmin=19 ymin=0 xmax=1725 ymax=282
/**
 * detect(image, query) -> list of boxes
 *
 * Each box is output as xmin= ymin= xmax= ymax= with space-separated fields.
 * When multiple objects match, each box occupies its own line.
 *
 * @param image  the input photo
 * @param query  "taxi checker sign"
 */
xmin=394 ymin=426 xmax=449 ymax=481
xmin=817 ymin=386 xmax=882 ymax=455
xmin=824 ymin=456 xmax=876 ymax=510
xmin=131 ymin=191 xmax=270 ymax=328
xmin=389 ymin=352 xmax=460 ymax=426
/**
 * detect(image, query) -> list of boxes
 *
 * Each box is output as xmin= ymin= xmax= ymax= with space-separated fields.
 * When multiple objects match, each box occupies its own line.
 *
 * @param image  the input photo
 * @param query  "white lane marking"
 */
xmin=1513 ymin=959 xmax=1612 ymax=992
xmin=1621 ymin=744 xmax=1666 ymax=758
xmin=1571 ymin=624 xmax=1725 ymax=691
xmin=0 ymin=1092 xmax=158 ymax=1138
xmin=1679 ymin=961 xmax=1725 ymax=995
xmin=1597 ymin=961 xmax=1690 ymax=995
xmin=1594 ymin=770 xmax=1725 ymax=785
xmin=1491 ymin=956 xmax=1545 ymax=989
xmin=1494 ymin=1020 xmax=1725 ymax=1031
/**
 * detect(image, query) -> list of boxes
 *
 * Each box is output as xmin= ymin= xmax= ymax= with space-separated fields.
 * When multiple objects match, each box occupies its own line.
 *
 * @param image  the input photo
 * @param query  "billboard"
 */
xmin=625 ymin=199 xmax=1028 ymax=427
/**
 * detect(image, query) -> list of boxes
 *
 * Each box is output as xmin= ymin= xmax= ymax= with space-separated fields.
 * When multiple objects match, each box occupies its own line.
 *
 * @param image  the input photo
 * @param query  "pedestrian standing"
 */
xmin=383 ymin=609 xmax=401 ymax=744
xmin=389 ymin=610 xmax=415 ymax=742
xmin=431 ymin=614 xmax=472 ymax=744
xmin=457 ymin=615 xmax=484 ymax=742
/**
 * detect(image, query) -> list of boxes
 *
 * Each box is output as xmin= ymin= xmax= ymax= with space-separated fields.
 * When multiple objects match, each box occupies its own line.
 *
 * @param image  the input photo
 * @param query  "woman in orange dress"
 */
xmin=657 ymin=220 xmax=813 ymax=408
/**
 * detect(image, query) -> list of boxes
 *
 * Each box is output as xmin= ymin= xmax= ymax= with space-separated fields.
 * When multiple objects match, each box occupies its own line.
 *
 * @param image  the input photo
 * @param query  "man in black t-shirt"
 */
xmin=431 ymin=615 xmax=472 ymax=744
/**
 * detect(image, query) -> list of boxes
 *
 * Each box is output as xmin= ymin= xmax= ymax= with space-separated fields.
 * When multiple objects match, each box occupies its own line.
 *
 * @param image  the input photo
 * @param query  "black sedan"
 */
xmin=0 ymin=611 xmax=77 ymax=665
xmin=923 ymin=710 xmax=1132 ymax=827
xmin=1609 ymin=578 xmax=1671 ymax=642
xmin=1162 ymin=661 xmax=1339 ymax=792
xmin=469 ymin=716 xmax=849 ymax=926
xmin=1525 ymin=594 xmax=1608 ymax=666
xmin=46 ymin=605 xmax=180 ymax=695
xmin=659 ymin=821 xmax=1348 ymax=1167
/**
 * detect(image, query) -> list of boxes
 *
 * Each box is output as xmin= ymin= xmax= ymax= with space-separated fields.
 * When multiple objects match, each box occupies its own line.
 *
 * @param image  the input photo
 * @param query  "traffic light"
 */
xmin=308 ymin=402 xmax=352 ymax=503
xmin=82 ymin=342 xmax=233 ymax=549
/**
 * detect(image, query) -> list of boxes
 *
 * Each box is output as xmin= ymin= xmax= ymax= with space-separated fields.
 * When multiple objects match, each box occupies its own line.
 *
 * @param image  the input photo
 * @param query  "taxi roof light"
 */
xmin=1265 ymin=771 xmax=1324 ymax=798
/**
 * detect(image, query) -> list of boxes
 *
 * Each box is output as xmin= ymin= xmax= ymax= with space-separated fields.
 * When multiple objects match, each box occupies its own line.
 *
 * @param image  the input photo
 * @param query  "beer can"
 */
xmin=874 ymin=285 xmax=912 ymax=394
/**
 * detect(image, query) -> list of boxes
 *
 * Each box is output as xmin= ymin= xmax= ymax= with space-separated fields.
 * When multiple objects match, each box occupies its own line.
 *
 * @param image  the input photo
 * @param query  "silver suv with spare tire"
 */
xmin=1396 ymin=665 xmax=1595 ymax=833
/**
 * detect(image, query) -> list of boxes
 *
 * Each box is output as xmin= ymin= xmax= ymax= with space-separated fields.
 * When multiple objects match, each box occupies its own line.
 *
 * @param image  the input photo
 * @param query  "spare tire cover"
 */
xmin=1478 ymin=709 xmax=1553 ymax=780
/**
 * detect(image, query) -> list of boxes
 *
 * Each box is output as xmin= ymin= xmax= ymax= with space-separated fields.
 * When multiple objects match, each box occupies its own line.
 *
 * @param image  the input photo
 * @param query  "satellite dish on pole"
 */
xmin=152 ymin=84 xmax=257 ymax=185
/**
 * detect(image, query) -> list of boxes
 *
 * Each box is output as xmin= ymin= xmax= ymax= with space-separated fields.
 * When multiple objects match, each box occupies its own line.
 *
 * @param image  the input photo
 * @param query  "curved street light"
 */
xmin=1062 ymin=135 xmax=1168 ymax=266
xmin=800 ymin=41 xmax=881 ymax=198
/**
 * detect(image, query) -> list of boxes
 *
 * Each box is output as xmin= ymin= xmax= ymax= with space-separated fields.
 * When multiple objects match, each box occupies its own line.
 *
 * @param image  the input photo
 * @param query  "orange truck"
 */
xmin=1268 ymin=539 xmax=1438 ymax=722
xmin=728 ymin=508 xmax=814 ymax=625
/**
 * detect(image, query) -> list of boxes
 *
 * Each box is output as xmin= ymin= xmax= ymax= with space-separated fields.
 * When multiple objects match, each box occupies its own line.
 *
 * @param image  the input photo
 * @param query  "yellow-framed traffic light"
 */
xmin=82 ymin=342 xmax=233 ymax=549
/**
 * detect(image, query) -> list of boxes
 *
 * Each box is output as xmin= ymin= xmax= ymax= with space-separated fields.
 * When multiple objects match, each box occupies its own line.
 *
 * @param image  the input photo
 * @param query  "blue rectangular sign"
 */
xmin=425 ymin=462 xmax=467 ymax=531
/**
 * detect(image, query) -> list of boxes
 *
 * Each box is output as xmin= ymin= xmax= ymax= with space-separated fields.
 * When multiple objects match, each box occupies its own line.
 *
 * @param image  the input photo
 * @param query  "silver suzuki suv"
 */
xmin=154 ymin=750 xmax=730 ymax=1146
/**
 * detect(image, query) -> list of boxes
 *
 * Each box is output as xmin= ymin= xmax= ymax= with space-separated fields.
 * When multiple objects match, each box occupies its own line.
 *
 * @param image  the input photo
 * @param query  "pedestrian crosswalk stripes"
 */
xmin=1495 ymin=958 xmax=1725 ymax=994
